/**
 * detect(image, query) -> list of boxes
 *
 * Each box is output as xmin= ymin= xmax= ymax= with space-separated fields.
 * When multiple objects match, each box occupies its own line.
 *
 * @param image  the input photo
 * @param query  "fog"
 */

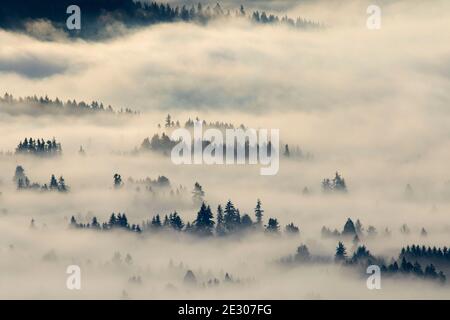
xmin=0 ymin=0 xmax=450 ymax=299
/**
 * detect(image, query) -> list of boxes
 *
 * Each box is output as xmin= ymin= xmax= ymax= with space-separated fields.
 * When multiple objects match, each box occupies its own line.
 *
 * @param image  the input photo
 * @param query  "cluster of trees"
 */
xmin=321 ymin=218 xmax=425 ymax=242
xmin=143 ymin=199 xmax=298 ymax=237
xmin=140 ymin=132 xmax=278 ymax=160
xmin=283 ymin=144 xmax=313 ymax=160
xmin=1 ymin=93 xmax=137 ymax=116
xmin=322 ymin=172 xmax=347 ymax=193
xmin=400 ymin=245 xmax=450 ymax=264
xmin=14 ymin=166 xmax=68 ymax=192
xmin=322 ymin=218 xmax=380 ymax=240
xmin=15 ymin=137 xmax=62 ymax=156
xmin=281 ymin=241 xmax=446 ymax=284
xmin=68 ymin=198 xmax=300 ymax=237
xmin=183 ymin=116 xmax=245 ymax=131
xmin=127 ymin=175 xmax=187 ymax=198
xmin=145 ymin=116 xmax=312 ymax=160
xmin=251 ymin=11 xmax=322 ymax=29
xmin=162 ymin=115 xmax=244 ymax=131
xmin=0 ymin=1 xmax=323 ymax=39
xmin=141 ymin=133 xmax=178 ymax=155
xmin=128 ymin=175 xmax=170 ymax=189
xmin=335 ymin=242 xmax=447 ymax=284
xmin=70 ymin=213 xmax=142 ymax=232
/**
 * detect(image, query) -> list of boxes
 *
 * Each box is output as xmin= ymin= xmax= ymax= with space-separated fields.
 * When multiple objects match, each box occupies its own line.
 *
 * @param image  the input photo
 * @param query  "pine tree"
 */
xmin=194 ymin=203 xmax=215 ymax=236
xmin=285 ymin=223 xmax=300 ymax=234
xmin=114 ymin=174 xmax=123 ymax=189
xmin=58 ymin=176 xmax=67 ymax=192
xmin=13 ymin=165 xmax=26 ymax=183
xmin=91 ymin=217 xmax=100 ymax=229
xmin=265 ymin=218 xmax=280 ymax=233
xmin=216 ymin=205 xmax=226 ymax=236
xmin=70 ymin=216 xmax=77 ymax=228
xmin=335 ymin=242 xmax=347 ymax=262
xmin=49 ymin=174 xmax=58 ymax=190
xmin=165 ymin=114 xmax=172 ymax=128
xmin=109 ymin=213 xmax=117 ymax=227
xmin=333 ymin=172 xmax=347 ymax=192
xmin=151 ymin=214 xmax=162 ymax=229
xmin=169 ymin=212 xmax=184 ymax=231
xmin=241 ymin=214 xmax=253 ymax=229
xmin=284 ymin=144 xmax=290 ymax=157
xmin=342 ymin=218 xmax=356 ymax=236
xmin=295 ymin=244 xmax=311 ymax=262
xmin=224 ymin=200 xmax=239 ymax=232
xmin=254 ymin=199 xmax=264 ymax=225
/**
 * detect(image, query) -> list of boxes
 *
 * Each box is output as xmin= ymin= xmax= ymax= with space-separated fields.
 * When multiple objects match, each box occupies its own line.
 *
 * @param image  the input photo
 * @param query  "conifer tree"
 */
xmin=335 ymin=242 xmax=347 ymax=262
xmin=254 ymin=199 xmax=264 ymax=225
xmin=194 ymin=203 xmax=215 ymax=236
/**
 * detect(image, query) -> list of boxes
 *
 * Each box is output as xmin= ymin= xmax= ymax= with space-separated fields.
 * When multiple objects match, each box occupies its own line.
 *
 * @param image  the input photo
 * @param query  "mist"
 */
xmin=1 ymin=0 xmax=450 ymax=299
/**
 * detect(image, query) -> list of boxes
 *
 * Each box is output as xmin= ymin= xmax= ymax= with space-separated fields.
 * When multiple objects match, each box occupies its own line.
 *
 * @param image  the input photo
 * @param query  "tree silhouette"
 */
xmin=194 ymin=203 xmax=215 ymax=236
xmin=265 ymin=218 xmax=280 ymax=233
xmin=254 ymin=199 xmax=264 ymax=226
xmin=335 ymin=242 xmax=347 ymax=262
xmin=114 ymin=174 xmax=123 ymax=189
xmin=342 ymin=218 xmax=356 ymax=236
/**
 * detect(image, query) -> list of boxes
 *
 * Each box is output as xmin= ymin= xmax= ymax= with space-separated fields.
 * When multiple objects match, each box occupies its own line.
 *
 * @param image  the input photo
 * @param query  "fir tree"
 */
xmin=254 ymin=199 xmax=264 ymax=225
xmin=194 ymin=203 xmax=215 ymax=236
xmin=265 ymin=218 xmax=280 ymax=233
xmin=335 ymin=242 xmax=347 ymax=262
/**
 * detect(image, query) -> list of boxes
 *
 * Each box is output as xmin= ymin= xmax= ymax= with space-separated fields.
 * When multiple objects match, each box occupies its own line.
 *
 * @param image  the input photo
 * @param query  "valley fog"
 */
xmin=0 ymin=0 xmax=450 ymax=299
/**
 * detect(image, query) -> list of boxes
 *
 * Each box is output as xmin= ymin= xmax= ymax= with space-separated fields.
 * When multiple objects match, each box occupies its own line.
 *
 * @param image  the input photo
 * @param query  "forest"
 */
xmin=0 ymin=1 xmax=323 ymax=39
xmin=140 ymin=114 xmax=312 ymax=160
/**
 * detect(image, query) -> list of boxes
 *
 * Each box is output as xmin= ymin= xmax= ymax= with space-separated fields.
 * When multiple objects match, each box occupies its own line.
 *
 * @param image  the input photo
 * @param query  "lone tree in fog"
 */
xmin=284 ymin=144 xmax=290 ymax=157
xmin=322 ymin=172 xmax=347 ymax=193
xmin=192 ymin=182 xmax=205 ymax=206
xmin=114 ymin=174 xmax=123 ymax=189
xmin=342 ymin=218 xmax=357 ymax=237
xmin=295 ymin=244 xmax=311 ymax=262
xmin=165 ymin=114 xmax=172 ymax=128
xmin=184 ymin=270 xmax=197 ymax=286
xmin=49 ymin=175 xmax=59 ymax=190
xmin=13 ymin=165 xmax=26 ymax=183
xmin=335 ymin=242 xmax=347 ymax=262
xmin=254 ymin=199 xmax=264 ymax=226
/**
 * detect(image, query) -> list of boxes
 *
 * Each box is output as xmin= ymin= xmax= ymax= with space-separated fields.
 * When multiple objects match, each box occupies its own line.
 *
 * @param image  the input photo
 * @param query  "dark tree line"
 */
xmin=1 ymin=93 xmax=138 ymax=116
xmin=281 ymin=241 xmax=447 ymax=284
xmin=68 ymin=198 xmax=300 ymax=237
xmin=400 ymin=245 xmax=450 ymax=265
xmin=70 ymin=212 xmax=142 ymax=232
xmin=251 ymin=10 xmax=322 ymax=29
xmin=0 ymin=1 xmax=323 ymax=39
xmin=16 ymin=137 xmax=62 ymax=156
